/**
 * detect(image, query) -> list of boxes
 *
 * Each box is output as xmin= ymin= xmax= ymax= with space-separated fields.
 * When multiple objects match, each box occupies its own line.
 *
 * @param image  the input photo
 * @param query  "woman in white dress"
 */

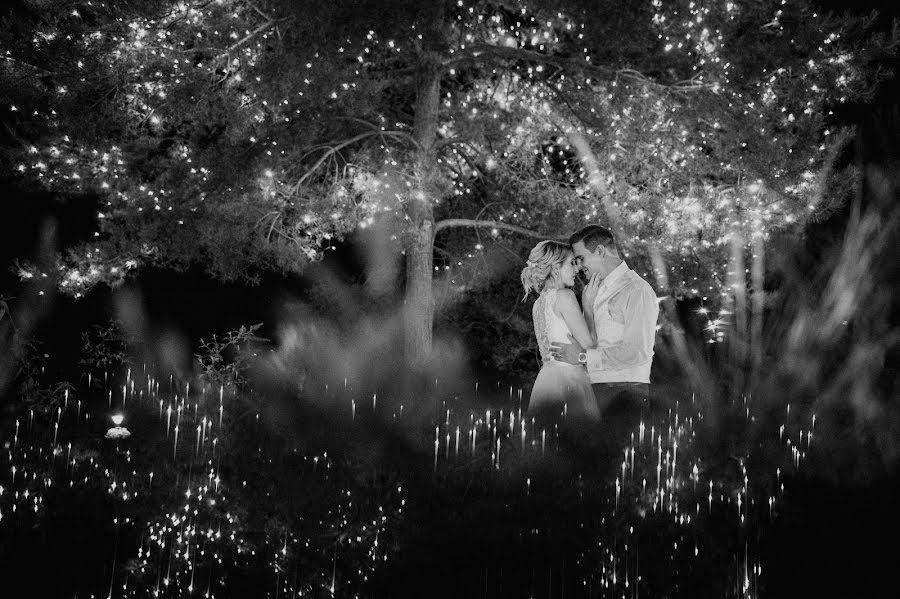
xmin=521 ymin=240 xmax=599 ymax=422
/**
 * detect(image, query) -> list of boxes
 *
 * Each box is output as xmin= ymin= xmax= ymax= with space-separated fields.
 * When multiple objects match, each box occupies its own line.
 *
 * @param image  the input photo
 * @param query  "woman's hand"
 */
xmin=582 ymin=273 xmax=602 ymax=307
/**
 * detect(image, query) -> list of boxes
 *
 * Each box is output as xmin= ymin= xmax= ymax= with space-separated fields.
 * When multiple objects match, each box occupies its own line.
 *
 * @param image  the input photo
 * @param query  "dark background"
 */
xmin=0 ymin=2 xmax=898 ymax=597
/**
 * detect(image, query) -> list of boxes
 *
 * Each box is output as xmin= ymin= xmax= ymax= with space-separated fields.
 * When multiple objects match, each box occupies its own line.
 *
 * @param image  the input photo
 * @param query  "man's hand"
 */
xmin=582 ymin=273 xmax=602 ymax=307
xmin=549 ymin=334 xmax=585 ymax=365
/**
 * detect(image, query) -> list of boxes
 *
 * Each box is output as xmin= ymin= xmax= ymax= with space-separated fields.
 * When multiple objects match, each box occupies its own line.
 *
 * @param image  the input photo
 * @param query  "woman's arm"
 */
xmin=555 ymin=289 xmax=596 ymax=350
xmin=583 ymin=301 xmax=598 ymax=345
xmin=581 ymin=274 xmax=602 ymax=345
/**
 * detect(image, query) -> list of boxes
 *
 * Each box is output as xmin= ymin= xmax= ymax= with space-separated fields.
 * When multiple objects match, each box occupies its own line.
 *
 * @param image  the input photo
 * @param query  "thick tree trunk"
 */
xmin=404 ymin=221 xmax=434 ymax=362
xmin=403 ymin=8 xmax=444 ymax=363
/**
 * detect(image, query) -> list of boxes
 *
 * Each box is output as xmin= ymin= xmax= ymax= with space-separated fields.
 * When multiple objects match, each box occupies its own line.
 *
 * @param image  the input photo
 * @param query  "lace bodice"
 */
xmin=532 ymin=289 xmax=574 ymax=364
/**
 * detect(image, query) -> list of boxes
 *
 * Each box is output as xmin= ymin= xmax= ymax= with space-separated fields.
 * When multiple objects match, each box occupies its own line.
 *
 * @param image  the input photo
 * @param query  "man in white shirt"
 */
xmin=550 ymin=225 xmax=659 ymax=416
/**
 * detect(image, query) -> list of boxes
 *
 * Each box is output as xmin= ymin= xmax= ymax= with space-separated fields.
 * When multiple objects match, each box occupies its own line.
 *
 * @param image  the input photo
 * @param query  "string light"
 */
xmin=9 ymin=0 xmax=869 ymax=313
xmin=2 ymin=358 xmax=816 ymax=595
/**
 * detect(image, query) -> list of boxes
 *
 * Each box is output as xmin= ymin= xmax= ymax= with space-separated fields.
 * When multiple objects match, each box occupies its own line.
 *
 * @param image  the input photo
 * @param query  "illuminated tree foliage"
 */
xmin=2 ymin=0 xmax=895 ymax=356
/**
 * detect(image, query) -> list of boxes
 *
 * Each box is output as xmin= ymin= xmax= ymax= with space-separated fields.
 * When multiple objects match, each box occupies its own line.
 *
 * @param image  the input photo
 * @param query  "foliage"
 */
xmin=0 ymin=294 xmax=14 ymax=395
xmin=13 ymin=336 xmax=75 ymax=413
xmin=3 ymin=0 xmax=896 ymax=312
xmin=195 ymin=322 xmax=267 ymax=388
xmin=435 ymin=241 xmax=539 ymax=380
xmin=78 ymin=319 xmax=133 ymax=376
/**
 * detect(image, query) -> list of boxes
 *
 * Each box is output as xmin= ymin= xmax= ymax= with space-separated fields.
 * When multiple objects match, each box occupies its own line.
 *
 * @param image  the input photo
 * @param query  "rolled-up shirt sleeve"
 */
xmin=588 ymin=285 xmax=658 ymax=371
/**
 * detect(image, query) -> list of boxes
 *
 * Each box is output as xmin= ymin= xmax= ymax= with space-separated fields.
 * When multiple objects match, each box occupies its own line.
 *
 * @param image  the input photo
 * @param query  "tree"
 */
xmin=2 ymin=0 xmax=894 ymax=360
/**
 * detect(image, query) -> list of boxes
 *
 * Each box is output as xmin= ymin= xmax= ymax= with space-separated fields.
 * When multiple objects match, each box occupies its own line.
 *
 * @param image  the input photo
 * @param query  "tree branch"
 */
xmin=444 ymin=44 xmax=712 ymax=92
xmin=289 ymin=127 xmax=419 ymax=191
xmin=244 ymin=0 xmax=277 ymax=22
xmin=291 ymin=131 xmax=382 ymax=190
xmin=433 ymin=218 xmax=560 ymax=240
xmin=445 ymin=43 xmax=611 ymax=75
xmin=329 ymin=117 xmax=421 ymax=149
xmin=215 ymin=19 xmax=277 ymax=58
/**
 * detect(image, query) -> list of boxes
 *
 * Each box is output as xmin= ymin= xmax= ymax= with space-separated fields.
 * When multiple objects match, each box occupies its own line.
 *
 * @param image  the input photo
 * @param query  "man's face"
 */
xmin=571 ymin=241 xmax=604 ymax=278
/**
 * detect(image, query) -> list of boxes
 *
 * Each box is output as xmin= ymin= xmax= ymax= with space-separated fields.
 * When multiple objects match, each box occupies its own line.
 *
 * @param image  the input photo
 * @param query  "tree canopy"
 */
xmin=2 ymin=0 xmax=896 ymax=354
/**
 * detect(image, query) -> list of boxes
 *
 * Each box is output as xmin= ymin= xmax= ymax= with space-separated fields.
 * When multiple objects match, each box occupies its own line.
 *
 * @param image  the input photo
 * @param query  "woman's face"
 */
xmin=558 ymin=252 xmax=578 ymax=287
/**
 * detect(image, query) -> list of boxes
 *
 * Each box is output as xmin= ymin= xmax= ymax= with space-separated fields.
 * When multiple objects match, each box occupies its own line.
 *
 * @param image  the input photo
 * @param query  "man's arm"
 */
xmin=549 ymin=335 xmax=583 ymax=365
xmin=586 ymin=285 xmax=659 ymax=370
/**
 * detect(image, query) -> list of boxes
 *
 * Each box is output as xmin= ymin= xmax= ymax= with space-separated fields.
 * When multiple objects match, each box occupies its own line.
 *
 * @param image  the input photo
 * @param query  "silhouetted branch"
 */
xmin=434 ymin=218 xmax=558 ymax=240
xmin=444 ymin=44 xmax=712 ymax=91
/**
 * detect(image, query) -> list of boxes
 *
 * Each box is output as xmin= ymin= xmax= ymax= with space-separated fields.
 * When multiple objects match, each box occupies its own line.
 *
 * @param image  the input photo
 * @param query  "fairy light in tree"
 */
xmin=9 ymin=0 xmax=874 ymax=312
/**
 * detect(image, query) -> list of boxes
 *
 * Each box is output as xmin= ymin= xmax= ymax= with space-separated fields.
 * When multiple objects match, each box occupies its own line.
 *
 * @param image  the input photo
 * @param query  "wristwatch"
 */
xmin=577 ymin=352 xmax=587 ymax=364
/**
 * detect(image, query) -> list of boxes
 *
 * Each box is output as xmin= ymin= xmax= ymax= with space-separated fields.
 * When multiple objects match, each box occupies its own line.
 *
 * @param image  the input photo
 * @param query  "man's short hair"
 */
xmin=569 ymin=225 xmax=618 ymax=255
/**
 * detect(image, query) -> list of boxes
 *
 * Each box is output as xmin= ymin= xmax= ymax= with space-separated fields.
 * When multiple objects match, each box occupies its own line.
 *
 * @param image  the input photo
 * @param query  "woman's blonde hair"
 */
xmin=520 ymin=240 xmax=572 ymax=299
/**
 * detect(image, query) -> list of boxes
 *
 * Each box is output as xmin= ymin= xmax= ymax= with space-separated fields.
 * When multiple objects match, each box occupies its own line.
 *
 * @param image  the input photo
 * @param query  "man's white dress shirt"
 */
xmin=584 ymin=262 xmax=659 ymax=384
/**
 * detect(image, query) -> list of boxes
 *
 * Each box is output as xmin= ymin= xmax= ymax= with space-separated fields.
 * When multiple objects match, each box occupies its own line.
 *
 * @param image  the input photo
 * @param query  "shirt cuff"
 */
xmin=586 ymin=348 xmax=602 ymax=370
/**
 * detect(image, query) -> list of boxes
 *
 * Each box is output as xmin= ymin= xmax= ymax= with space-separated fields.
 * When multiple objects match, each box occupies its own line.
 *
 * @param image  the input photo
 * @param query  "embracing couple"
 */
xmin=521 ymin=225 xmax=659 ymax=423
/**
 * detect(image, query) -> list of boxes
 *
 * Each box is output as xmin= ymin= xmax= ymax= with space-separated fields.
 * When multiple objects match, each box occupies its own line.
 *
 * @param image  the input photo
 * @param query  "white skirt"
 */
xmin=528 ymin=361 xmax=598 ymax=421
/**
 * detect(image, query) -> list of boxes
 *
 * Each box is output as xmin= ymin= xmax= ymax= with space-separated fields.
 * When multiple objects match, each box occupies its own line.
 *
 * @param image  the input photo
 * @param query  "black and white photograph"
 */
xmin=1 ymin=0 xmax=898 ymax=597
